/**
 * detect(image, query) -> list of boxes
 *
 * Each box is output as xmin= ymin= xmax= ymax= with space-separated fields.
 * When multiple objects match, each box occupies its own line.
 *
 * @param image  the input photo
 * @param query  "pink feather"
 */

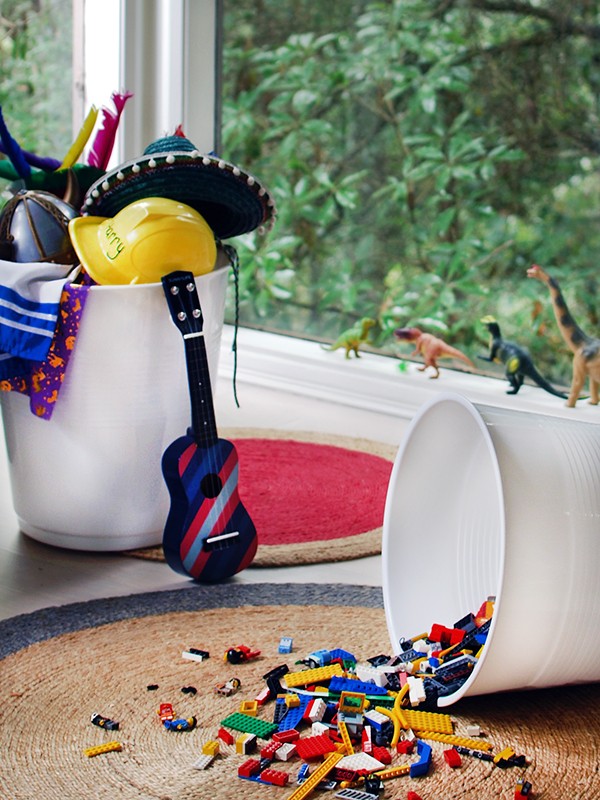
xmin=87 ymin=91 xmax=133 ymax=170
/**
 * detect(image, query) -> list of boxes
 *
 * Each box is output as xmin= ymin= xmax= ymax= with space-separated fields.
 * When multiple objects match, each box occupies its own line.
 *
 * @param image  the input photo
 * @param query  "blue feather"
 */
xmin=0 ymin=107 xmax=31 ymax=179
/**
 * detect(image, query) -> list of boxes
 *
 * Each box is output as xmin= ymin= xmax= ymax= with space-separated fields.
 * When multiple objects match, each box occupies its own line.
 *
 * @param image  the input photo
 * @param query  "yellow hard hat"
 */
xmin=68 ymin=196 xmax=217 ymax=285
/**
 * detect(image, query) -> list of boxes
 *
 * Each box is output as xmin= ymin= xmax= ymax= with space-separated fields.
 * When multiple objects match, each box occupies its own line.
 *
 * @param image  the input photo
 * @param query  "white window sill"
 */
xmin=218 ymin=325 xmax=600 ymax=425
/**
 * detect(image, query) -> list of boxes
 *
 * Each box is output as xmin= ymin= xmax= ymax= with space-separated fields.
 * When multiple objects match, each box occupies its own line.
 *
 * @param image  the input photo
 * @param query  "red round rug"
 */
xmin=127 ymin=429 xmax=397 ymax=566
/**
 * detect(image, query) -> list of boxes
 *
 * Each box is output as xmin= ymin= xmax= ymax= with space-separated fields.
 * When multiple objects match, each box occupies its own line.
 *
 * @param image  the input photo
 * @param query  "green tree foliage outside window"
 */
xmin=222 ymin=0 xmax=600 ymax=387
xmin=0 ymin=0 xmax=73 ymax=202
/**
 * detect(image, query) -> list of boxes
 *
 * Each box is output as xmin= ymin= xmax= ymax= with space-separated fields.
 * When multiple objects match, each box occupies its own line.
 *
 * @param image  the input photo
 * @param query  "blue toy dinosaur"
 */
xmin=479 ymin=315 xmax=567 ymax=398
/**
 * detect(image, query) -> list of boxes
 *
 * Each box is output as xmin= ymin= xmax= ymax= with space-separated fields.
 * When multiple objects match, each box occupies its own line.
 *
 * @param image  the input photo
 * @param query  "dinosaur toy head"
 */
xmin=480 ymin=315 xmax=501 ymax=337
xmin=394 ymin=326 xmax=422 ymax=342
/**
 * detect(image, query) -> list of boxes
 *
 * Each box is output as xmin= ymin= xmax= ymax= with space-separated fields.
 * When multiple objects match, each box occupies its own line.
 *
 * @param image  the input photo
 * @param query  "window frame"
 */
xmin=77 ymin=0 xmax=220 ymax=166
xmin=78 ymin=0 xmax=598 ymax=425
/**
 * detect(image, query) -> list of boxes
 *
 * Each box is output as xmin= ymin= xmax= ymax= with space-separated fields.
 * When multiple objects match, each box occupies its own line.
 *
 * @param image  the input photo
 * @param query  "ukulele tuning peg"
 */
xmin=192 ymin=309 xmax=201 ymax=318
xmin=170 ymin=286 xmax=179 ymax=295
xmin=177 ymin=311 xmax=187 ymax=321
xmin=186 ymin=282 xmax=195 ymax=292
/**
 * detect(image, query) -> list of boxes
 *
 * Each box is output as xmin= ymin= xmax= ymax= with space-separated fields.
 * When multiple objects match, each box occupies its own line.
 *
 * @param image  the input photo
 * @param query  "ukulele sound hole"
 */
xmin=201 ymin=473 xmax=223 ymax=498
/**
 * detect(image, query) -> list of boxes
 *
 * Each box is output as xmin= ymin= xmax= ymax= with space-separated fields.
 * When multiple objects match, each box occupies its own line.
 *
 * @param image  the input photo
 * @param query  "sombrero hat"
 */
xmin=82 ymin=134 xmax=276 ymax=240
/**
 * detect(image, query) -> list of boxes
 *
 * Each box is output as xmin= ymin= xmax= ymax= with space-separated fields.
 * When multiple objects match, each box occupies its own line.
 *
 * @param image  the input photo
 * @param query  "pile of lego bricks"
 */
xmin=125 ymin=428 xmax=396 ymax=567
xmin=2 ymin=583 xmax=600 ymax=799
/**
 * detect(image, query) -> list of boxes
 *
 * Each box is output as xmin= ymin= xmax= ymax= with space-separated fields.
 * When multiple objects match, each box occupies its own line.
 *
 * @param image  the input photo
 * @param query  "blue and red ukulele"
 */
xmin=160 ymin=270 xmax=257 ymax=582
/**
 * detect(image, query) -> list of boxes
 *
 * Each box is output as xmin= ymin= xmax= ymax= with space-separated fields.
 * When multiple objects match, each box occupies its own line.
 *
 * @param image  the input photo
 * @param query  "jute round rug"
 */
xmin=127 ymin=429 xmax=397 ymax=567
xmin=1 ymin=584 xmax=598 ymax=800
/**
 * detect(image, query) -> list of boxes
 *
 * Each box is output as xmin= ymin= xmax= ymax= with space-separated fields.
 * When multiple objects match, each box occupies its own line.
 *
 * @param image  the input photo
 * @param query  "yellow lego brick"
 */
xmin=285 ymin=693 xmax=300 ymax=708
xmin=374 ymin=705 xmax=400 ymax=747
xmin=202 ymin=739 xmax=220 ymax=757
xmin=235 ymin=732 xmax=257 ymax=754
xmin=287 ymin=753 xmax=345 ymax=800
xmin=392 ymin=684 xmax=410 ymax=734
xmin=283 ymin=663 xmax=344 ymax=689
xmin=416 ymin=731 xmax=493 ymax=750
xmin=339 ymin=691 xmax=367 ymax=714
xmin=373 ymin=763 xmax=411 ymax=779
xmin=494 ymin=746 xmax=516 ymax=763
xmin=400 ymin=708 xmax=454 ymax=734
xmin=239 ymin=699 xmax=258 ymax=716
xmin=287 ymin=752 xmax=344 ymax=800
xmin=337 ymin=719 xmax=354 ymax=755
xmin=84 ymin=740 xmax=122 ymax=757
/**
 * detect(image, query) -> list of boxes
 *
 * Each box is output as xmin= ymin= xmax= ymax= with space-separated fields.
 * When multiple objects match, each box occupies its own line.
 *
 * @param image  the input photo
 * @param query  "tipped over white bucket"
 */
xmin=0 ymin=265 xmax=229 ymax=552
xmin=382 ymin=392 xmax=600 ymax=706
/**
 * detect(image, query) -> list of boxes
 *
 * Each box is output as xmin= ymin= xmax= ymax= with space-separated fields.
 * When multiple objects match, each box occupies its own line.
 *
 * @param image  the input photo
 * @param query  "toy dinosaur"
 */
xmin=527 ymin=263 xmax=600 ymax=407
xmin=393 ymin=327 xmax=474 ymax=378
xmin=479 ymin=315 xmax=568 ymax=398
xmin=322 ymin=317 xmax=376 ymax=358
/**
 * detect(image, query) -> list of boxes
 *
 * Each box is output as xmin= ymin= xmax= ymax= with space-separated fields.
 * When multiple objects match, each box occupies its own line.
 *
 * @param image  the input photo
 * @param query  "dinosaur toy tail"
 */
xmin=526 ymin=364 xmax=568 ymax=399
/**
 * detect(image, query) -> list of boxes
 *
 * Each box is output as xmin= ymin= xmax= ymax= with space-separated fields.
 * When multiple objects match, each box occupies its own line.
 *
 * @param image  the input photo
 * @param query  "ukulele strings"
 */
xmin=182 ymin=278 xmax=233 ymax=531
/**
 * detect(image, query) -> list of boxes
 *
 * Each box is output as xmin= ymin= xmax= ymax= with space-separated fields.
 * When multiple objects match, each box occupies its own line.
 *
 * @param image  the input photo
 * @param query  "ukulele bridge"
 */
xmin=203 ymin=531 xmax=240 ymax=552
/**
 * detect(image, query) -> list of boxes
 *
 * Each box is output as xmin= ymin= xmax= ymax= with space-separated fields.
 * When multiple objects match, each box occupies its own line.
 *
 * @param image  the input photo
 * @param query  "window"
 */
xmin=221 ymin=1 xmax=600 ymax=393
xmin=0 ymin=0 xmax=74 ymax=202
xmin=3 ymin=1 xmax=598 ymax=414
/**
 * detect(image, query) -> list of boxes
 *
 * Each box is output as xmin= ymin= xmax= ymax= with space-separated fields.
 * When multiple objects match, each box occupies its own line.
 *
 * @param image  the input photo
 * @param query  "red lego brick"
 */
xmin=260 ymin=741 xmax=283 ymax=759
xmin=407 ymin=792 xmax=424 ymax=800
xmin=372 ymin=745 xmax=392 ymax=765
xmin=260 ymin=768 xmax=289 ymax=787
xmin=273 ymin=728 xmax=300 ymax=743
xmin=294 ymin=732 xmax=337 ymax=760
xmin=397 ymin=739 xmax=416 ymax=755
xmin=443 ymin=747 xmax=462 ymax=768
xmin=218 ymin=726 xmax=235 ymax=745
xmin=429 ymin=623 xmax=466 ymax=646
xmin=238 ymin=758 xmax=261 ymax=778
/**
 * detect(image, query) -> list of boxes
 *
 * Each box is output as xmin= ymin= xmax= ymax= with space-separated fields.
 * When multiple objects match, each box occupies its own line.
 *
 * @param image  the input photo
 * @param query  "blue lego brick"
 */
xmin=329 ymin=648 xmax=356 ymax=664
xmin=277 ymin=695 xmax=310 ymax=731
xmin=434 ymin=654 xmax=478 ymax=684
xmin=409 ymin=740 xmax=432 ymax=778
xmin=329 ymin=676 xmax=388 ymax=696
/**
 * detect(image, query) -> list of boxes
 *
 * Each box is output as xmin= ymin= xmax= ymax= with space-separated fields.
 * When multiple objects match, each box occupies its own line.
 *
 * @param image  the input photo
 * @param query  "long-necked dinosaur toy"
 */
xmin=479 ymin=315 xmax=567 ymax=399
xmin=527 ymin=263 xmax=599 ymax=407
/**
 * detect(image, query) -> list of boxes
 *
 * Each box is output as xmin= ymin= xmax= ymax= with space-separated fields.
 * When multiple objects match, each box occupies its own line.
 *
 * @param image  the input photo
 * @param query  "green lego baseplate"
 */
xmin=220 ymin=711 xmax=279 ymax=739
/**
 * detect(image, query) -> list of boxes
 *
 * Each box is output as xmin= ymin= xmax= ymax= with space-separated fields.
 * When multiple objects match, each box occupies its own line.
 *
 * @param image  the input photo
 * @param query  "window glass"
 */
xmin=221 ymin=1 xmax=600 ymax=388
xmin=0 ymin=0 xmax=74 ymax=206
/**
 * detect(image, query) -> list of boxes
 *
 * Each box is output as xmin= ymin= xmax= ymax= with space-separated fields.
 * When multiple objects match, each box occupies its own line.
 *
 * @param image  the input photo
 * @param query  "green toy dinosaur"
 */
xmin=479 ymin=315 xmax=567 ymax=398
xmin=322 ymin=317 xmax=376 ymax=358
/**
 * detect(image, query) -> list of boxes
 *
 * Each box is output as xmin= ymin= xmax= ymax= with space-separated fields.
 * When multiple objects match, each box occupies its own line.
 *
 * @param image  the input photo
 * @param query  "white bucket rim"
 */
xmin=382 ymin=391 xmax=507 ymax=706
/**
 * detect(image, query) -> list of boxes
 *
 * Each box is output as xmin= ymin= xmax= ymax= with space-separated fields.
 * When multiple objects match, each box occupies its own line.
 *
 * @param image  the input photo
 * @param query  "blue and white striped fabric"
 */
xmin=0 ymin=261 xmax=81 ymax=379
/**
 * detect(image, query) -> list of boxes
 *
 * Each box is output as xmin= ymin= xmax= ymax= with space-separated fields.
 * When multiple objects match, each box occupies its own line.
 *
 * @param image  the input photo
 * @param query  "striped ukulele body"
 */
xmin=161 ymin=270 xmax=257 ymax=582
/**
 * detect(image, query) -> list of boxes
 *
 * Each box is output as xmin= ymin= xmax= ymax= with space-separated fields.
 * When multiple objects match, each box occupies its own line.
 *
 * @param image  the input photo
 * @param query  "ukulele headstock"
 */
xmin=162 ymin=271 xmax=204 ymax=337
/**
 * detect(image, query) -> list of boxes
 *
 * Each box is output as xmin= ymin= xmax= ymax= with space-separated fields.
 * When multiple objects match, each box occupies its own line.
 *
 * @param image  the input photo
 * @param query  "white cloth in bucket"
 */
xmin=0 ymin=260 xmax=80 ymax=377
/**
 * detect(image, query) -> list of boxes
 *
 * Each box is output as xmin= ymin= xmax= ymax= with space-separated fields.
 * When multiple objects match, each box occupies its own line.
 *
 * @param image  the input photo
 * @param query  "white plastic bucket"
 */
xmin=382 ymin=392 xmax=600 ymax=706
xmin=0 ymin=265 xmax=229 ymax=551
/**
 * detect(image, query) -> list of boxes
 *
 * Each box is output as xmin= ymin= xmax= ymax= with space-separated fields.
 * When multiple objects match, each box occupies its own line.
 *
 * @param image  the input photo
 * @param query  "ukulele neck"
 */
xmin=184 ymin=331 xmax=218 ymax=449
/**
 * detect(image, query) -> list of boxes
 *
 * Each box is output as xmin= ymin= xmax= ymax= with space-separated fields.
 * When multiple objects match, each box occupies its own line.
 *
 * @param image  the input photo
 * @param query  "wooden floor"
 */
xmin=0 ymin=373 xmax=408 ymax=622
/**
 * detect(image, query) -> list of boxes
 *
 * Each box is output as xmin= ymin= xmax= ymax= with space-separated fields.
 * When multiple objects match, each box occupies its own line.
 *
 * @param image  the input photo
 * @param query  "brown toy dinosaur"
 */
xmin=527 ymin=263 xmax=600 ymax=407
xmin=394 ymin=327 xmax=474 ymax=378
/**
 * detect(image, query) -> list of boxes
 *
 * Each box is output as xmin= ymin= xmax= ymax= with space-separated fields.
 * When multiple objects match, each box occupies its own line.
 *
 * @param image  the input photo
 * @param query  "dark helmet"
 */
xmin=0 ymin=190 xmax=79 ymax=264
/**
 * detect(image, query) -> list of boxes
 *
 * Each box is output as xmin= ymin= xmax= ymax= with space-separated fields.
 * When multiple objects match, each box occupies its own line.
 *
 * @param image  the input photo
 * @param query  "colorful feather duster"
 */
xmin=0 ymin=107 xmax=31 ymax=179
xmin=87 ymin=91 xmax=133 ymax=170
xmin=60 ymin=106 xmax=99 ymax=169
